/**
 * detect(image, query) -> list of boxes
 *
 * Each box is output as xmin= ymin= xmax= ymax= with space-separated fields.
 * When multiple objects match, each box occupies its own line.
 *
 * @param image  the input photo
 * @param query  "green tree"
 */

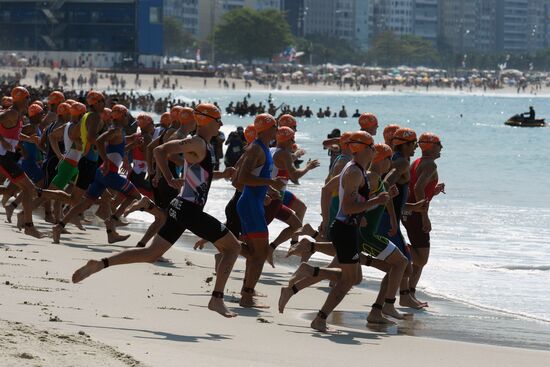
xmin=164 ymin=16 xmax=195 ymax=57
xmin=213 ymin=8 xmax=292 ymax=64
xmin=369 ymin=32 xmax=440 ymax=67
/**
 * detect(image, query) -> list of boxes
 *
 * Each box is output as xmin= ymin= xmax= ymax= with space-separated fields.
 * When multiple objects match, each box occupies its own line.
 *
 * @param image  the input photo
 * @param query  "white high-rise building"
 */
xmin=303 ymin=0 xmax=371 ymax=49
xmin=164 ymin=0 xmax=200 ymax=36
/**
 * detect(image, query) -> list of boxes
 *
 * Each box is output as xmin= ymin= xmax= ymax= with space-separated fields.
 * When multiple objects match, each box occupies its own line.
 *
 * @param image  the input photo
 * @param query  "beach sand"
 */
xmin=1 ymin=207 xmax=549 ymax=367
xmin=6 ymin=66 xmax=550 ymax=97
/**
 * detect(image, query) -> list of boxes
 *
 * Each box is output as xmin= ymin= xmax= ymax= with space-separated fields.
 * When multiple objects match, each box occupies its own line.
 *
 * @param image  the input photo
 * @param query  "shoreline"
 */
xmin=4 ymin=66 xmax=550 ymax=98
xmin=1 ymin=209 xmax=550 ymax=366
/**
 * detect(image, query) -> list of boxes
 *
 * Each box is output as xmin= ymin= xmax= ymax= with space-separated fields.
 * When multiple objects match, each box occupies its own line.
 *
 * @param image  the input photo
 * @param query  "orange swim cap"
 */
xmin=137 ymin=113 xmax=153 ymax=129
xmin=86 ymin=90 xmax=104 ymax=106
xmin=48 ymin=91 xmax=65 ymax=105
xmin=358 ymin=113 xmax=378 ymax=129
xmin=418 ymin=132 xmax=441 ymax=151
xmin=244 ymin=125 xmax=256 ymax=144
xmin=392 ymin=128 xmax=417 ymax=146
xmin=101 ymin=108 xmax=112 ymax=123
xmin=373 ymin=143 xmax=393 ymax=163
xmin=383 ymin=124 xmax=400 ymax=143
xmin=28 ymin=103 xmax=44 ymax=118
xmin=11 ymin=86 xmax=30 ymax=102
xmin=254 ymin=113 xmax=276 ymax=134
xmin=65 ymin=99 xmax=76 ymax=105
xmin=278 ymin=114 xmax=297 ymax=129
xmin=56 ymin=102 xmax=71 ymax=116
xmin=170 ymin=106 xmax=184 ymax=122
xmin=179 ymin=107 xmax=196 ymax=125
xmin=276 ymin=126 xmax=295 ymax=143
xmin=160 ymin=112 xmax=171 ymax=127
xmin=347 ymin=131 xmax=374 ymax=153
xmin=111 ymin=104 xmax=128 ymax=121
xmin=339 ymin=131 xmax=353 ymax=148
xmin=70 ymin=102 xmax=87 ymax=117
xmin=1 ymin=96 xmax=13 ymax=108
xmin=31 ymin=100 xmax=44 ymax=109
xmin=194 ymin=103 xmax=221 ymax=126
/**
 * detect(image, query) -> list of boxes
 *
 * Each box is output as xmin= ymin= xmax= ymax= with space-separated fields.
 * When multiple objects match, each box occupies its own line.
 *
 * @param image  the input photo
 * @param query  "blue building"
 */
xmin=0 ymin=0 xmax=163 ymax=56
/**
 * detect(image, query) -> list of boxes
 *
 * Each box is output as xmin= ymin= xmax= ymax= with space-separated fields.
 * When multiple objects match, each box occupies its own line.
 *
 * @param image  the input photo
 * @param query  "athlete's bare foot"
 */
xmin=399 ymin=294 xmax=427 ymax=309
xmin=288 ymin=262 xmax=312 ymax=288
xmin=70 ymin=218 xmax=86 ymax=231
xmin=52 ymin=225 xmax=62 ymax=244
xmin=266 ymin=245 xmax=275 ymax=268
xmin=107 ymin=231 xmax=130 ymax=244
xmin=72 ymin=259 xmax=103 ymax=283
xmin=208 ymin=297 xmax=238 ymax=318
xmin=24 ymin=225 xmax=46 ymax=239
xmin=367 ymin=310 xmax=396 ymax=325
xmin=239 ymin=294 xmax=270 ymax=309
xmin=123 ymin=197 xmax=150 ymax=217
xmin=410 ymin=292 xmax=429 ymax=307
xmin=194 ymin=238 xmax=208 ymax=250
xmin=286 ymin=238 xmax=312 ymax=258
xmin=4 ymin=204 xmax=15 ymax=223
xmin=278 ymin=287 xmax=294 ymax=313
xmin=382 ymin=304 xmax=405 ymax=320
xmin=311 ymin=317 xmax=340 ymax=334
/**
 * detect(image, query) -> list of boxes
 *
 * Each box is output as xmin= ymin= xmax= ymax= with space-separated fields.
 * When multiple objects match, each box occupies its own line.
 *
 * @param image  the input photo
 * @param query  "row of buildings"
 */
xmin=166 ymin=0 xmax=550 ymax=53
xmin=0 ymin=0 xmax=549 ymax=67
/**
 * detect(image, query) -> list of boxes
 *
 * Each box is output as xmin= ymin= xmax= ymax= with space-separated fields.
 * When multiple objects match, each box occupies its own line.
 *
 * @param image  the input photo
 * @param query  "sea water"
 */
xmin=128 ymin=89 xmax=550 ymax=333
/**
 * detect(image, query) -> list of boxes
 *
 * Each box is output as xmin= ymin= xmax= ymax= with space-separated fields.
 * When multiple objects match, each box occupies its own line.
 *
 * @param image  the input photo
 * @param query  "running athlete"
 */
xmin=263 ymin=120 xmax=310 ymax=247
xmin=42 ymin=91 xmax=65 ymax=128
xmin=71 ymin=103 xmax=241 ymax=318
xmin=266 ymin=126 xmax=319 ymax=264
xmin=279 ymin=131 xmax=389 ymax=333
xmin=126 ymin=107 xmax=196 ymax=249
xmin=21 ymin=102 xmax=87 ymax=228
xmin=403 ymin=132 xmax=445 ymax=305
xmin=4 ymin=103 xmax=45 ymax=222
xmin=52 ymin=104 xmax=149 ymax=244
xmin=377 ymin=127 xmax=426 ymax=308
xmin=0 ymin=87 xmax=44 ymax=238
xmin=72 ymin=91 xmax=106 ymax=219
xmin=236 ymin=113 xmax=284 ymax=308
xmin=127 ymin=113 xmax=155 ymax=198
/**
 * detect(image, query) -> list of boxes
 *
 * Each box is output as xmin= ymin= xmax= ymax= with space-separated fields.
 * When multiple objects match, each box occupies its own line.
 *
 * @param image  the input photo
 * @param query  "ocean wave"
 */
xmin=497 ymin=265 xmax=550 ymax=271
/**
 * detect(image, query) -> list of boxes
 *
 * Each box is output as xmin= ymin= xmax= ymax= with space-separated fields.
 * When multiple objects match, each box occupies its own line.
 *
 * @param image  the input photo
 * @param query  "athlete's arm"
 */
xmin=96 ymin=128 xmax=118 ymax=168
xmin=413 ymin=161 xmax=436 ymax=203
xmin=49 ymin=124 xmax=66 ymax=160
xmin=387 ymin=158 xmax=408 ymax=186
xmin=279 ymin=150 xmax=319 ymax=181
xmin=238 ymin=144 xmax=283 ymax=189
xmin=154 ymin=136 xmax=204 ymax=186
xmin=414 ymin=161 xmax=436 ymax=233
xmin=321 ymin=174 xmax=339 ymax=227
xmin=341 ymin=167 xmax=389 ymax=215
xmin=146 ymin=135 xmax=162 ymax=175
xmin=85 ymin=113 xmax=101 ymax=148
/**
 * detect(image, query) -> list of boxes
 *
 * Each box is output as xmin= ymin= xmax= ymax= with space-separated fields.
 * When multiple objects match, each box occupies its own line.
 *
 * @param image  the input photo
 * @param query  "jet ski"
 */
xmin=505 ymin=114 xmax=546 ymax=127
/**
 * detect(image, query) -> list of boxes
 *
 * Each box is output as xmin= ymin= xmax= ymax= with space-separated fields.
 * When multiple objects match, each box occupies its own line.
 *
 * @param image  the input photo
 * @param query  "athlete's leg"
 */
xmin=311 ymin=262 xmax=361 ymax=333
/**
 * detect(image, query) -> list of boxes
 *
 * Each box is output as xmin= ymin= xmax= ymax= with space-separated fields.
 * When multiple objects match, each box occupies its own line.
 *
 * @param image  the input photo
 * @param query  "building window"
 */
xmin=150 ymin=7 xmax=161 ymax=24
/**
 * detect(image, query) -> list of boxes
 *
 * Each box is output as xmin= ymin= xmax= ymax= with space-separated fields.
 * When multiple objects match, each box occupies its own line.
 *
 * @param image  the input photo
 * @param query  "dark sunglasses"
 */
xmin=194 ymin=109 xmax=223 ymax=125
xmin=419 ymin=141 xmax=442 ymax=147
xmin=349 ymin=140 xmax=375 ymax=150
